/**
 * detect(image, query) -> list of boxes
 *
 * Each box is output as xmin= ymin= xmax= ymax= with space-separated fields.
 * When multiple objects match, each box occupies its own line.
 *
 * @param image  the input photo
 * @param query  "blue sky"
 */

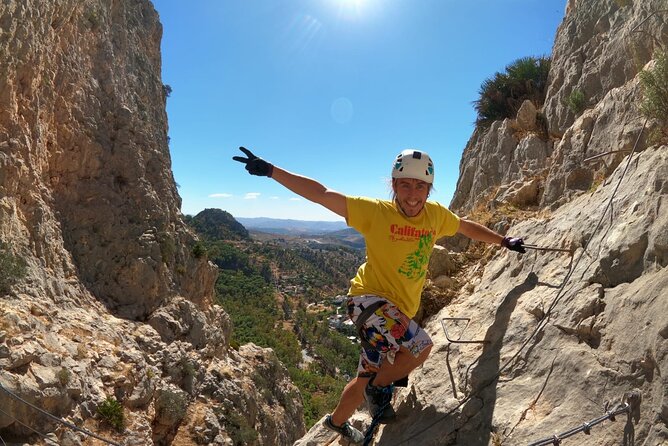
xmin=153 ymin=0 xmax=565 ymax=221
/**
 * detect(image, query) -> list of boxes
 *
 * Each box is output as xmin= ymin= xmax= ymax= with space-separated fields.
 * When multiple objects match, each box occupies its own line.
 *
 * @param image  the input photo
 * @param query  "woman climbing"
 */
xmin=233 ymin=147 xmax=525 ymax=444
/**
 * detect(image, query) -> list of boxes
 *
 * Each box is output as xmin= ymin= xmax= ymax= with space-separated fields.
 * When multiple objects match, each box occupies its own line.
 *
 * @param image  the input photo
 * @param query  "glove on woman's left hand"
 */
xmin=233 ymin=147 xmax=274 ymax=177
xmin=502 ymin=236 xmax=526 ymax=253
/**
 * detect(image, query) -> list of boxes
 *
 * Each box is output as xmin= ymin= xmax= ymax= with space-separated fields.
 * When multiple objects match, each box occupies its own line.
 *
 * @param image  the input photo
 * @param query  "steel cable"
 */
xmin=0 ymin=406 xmax=52 ymax=443
xmin=527 ymin=398 xmax=636 ymax=446
xmin=0 ymin=383 xmax=122 ymax=446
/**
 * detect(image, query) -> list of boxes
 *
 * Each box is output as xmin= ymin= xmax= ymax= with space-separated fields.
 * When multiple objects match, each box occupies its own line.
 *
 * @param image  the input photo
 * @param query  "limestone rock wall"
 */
xmin=450 ymin=0 xmax=667 ymax=213
xmin=545 ymin=0 xmax=667 ymax=135
xmin=450 ymin=116 xmax=553 ymax=213
xmin=0 ymin=1 xmax=305 ymax=444
xmin=0 ymin=0 xmax=206 ymax=319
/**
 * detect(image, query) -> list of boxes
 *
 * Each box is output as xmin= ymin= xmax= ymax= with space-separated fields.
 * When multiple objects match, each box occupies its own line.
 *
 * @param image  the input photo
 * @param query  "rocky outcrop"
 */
xmin=541 ymin=73 xmax=651 ymax=208
xmin=450 ymin=109 xmax=554 ymax=213
xmin=545 ymin=0 xmax=667 ymax=136
xmin=1 ymin=0 xmax=199 ymax=319
xmin=0 ymin=1 xmax=304 ymax=444
xmin=451 ymin=0 xmax=667 ymax=213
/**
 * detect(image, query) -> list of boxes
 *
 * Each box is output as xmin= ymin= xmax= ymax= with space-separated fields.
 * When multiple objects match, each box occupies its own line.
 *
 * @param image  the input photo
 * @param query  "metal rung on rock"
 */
xmin=440 ymin=317 xmax=490 ymax=344
xmin=441 ymin=317 xmax=489 ymax=399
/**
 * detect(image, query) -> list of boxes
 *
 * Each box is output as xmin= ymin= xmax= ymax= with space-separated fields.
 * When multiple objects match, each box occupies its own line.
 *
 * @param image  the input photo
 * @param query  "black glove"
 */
xmin=502 ymin=236 xmax=526 ymax=253
xmin=232 ymin=147 xmax=274 ymax=177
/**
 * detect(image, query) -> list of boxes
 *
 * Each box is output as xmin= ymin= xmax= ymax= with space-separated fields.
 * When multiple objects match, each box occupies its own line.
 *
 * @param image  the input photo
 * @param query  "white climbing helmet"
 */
xmin=391 ymin=149 xmax=435 ymax=184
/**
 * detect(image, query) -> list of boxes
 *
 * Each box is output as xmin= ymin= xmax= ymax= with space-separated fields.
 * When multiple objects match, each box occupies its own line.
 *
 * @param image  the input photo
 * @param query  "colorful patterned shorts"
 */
xmin=347 ymin=295 xmax=433 ymax=376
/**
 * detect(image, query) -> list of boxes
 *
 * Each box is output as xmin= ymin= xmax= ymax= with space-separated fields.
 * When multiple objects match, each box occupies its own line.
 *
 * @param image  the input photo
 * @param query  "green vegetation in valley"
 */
xmin=474 ymin=56 xmax=551 ymax=126
xmin=188 ymin=214 xmax=364 ymax=428
xmin=256 ymin=241 xmax=362 ymax=302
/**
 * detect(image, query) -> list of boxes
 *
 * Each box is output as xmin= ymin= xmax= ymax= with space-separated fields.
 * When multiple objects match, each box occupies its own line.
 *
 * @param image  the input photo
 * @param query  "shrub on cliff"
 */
xmin=474 ymin=56 xmax=551 ymax=126
xmin=98 ymin=397 xmax=124 ymax=431
xmin=566 ymin=89 xmax=587 ymax=115
xmin=640 ymin=51 xmax=668 ymax=127
xmin=0 ymin=242 xmax=27 ymax=293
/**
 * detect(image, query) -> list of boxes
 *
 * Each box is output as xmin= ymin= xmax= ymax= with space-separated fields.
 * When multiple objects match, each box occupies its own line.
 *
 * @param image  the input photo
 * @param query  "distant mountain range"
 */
xmin=319 ymin=227 xmax=365 ymax=250
xmin=236 ymin=217 xmax=348 ymax=235
xmin=236 ymin=217 xmax=365 ymax=250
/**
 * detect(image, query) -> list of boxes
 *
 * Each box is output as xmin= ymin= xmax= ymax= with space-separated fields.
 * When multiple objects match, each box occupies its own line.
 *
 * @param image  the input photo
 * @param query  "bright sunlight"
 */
xmin=328 ymin=0 xmax=374 ymax=20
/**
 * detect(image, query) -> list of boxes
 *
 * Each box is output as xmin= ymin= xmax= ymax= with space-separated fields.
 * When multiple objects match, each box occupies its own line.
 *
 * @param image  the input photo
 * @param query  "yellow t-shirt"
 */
xmin=346 ymin=196 xmax=461 ymax=318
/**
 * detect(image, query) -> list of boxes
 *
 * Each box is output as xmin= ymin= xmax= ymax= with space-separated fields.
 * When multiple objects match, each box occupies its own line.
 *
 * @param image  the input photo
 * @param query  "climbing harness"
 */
xmin=353 ymin=298 xmax=405 ymax=445
xmin=0 ymin=382 xmax=122 ymax=446
xmin=347 ymin=299 xmax=393 ymax=446
xmin=527 ymin=390 xmax=642 ymax=446
xmin=353 ymin=300 xmax=387 ymax=351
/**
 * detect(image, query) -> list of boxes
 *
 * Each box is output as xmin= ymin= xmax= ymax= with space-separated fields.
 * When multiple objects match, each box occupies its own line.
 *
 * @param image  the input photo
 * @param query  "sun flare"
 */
xmin=329 ymin=0 xmax=371 ymax=19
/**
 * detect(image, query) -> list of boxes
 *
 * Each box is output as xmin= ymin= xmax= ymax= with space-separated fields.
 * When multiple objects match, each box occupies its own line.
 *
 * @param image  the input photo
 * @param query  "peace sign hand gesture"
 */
xmin=232 ymin=147 xmax=274 ymax=177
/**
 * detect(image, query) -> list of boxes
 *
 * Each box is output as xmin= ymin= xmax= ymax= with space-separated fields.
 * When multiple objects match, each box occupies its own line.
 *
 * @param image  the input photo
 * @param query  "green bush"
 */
xmin=640 ymin=51 xmax=668 ymax=126
xmin=0 ymin=242 xmax=27 ymax=293
xmin=180 ymin=357 xmax=196 ymax=378
xmin=57 ymin=368 xmax=70 ymax=386
xmin=156 ymin=390 xmax=187 ymax=424
xmin=158 ymin=233 xmax=176 ymax=264
xmin=474 ymin=56 xmax=551 ymax=126
xmin=192 ymin=242 xmax=207 ymax=259
xmin=289 ymin=365 xmax=346 ymax=427
xmin=223 ymin=412 xmax=259 ymax=445
xmin=566 ymin=89 xmax=586 ymax=115
xmin=98 ymin=397 xmax=124 ymax=431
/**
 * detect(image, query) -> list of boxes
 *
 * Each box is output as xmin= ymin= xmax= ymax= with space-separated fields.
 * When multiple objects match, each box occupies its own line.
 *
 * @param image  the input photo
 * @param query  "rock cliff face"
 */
xmin=299 ymin=1 xmax=668 ymax=445
xmin=451 ymin=0 xmax=667 ymax=213
xmin=0 ymin=1 xmax=304 ymax=445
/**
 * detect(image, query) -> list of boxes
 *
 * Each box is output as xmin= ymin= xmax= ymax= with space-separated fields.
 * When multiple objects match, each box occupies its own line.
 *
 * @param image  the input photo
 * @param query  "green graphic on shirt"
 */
xmin=398 ymin=233 xmax=433 ymax=280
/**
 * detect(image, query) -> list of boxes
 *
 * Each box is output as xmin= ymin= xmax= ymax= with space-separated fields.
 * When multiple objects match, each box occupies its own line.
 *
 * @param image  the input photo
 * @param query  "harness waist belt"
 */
xmin=354 ymin=300 xmax=387 ymax=350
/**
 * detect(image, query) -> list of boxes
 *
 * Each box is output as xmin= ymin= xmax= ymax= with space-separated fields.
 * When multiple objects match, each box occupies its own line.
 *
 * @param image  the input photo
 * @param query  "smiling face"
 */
xmin=392 ymin=178 xmax=431 ymax=217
